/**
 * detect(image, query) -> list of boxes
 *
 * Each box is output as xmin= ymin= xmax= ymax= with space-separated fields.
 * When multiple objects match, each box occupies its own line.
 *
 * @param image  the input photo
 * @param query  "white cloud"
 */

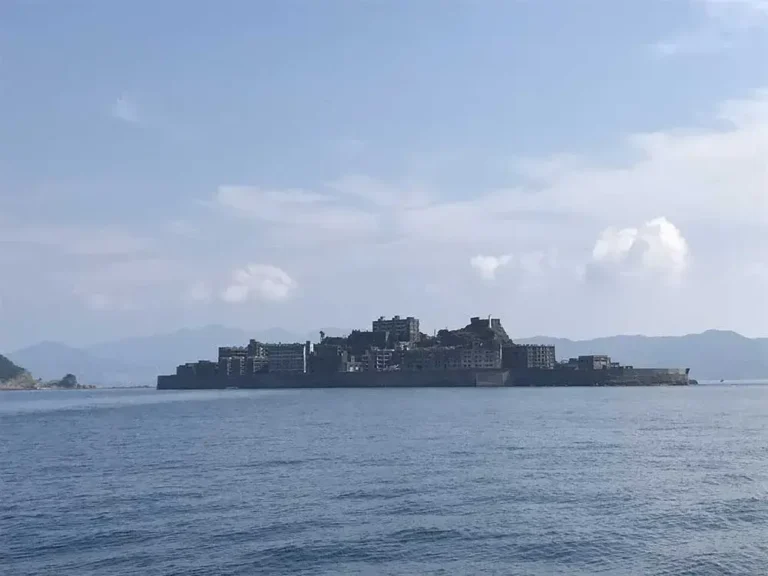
xmin=220 ymin=264 xmax=297 ymax=303
xmin=183 ymin=281 xmax=211 ymax=304
xmin=443 ymin=90 xmax=768 ymax=230
xmin=470 ymin=251 xmax=564 ymax=289
xmin=588 ymin=217 xmax=689 ymax=282
xmin=112 ymin=96 xmax=139 ymax=123
xmin=470 ymin=254 xmax=512 ymax=280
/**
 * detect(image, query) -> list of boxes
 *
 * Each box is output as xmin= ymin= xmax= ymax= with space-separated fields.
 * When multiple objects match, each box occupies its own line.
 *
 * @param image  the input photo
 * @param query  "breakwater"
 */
xmin=157 ymin=367 xmax=690 ymax=390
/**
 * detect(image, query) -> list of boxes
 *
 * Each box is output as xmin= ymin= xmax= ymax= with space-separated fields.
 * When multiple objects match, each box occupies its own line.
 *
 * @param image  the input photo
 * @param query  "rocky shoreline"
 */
xmin=0 ymin=384 xmax=97 ymax=391
xmin=0 ymin=372 xmax=94 ymax=391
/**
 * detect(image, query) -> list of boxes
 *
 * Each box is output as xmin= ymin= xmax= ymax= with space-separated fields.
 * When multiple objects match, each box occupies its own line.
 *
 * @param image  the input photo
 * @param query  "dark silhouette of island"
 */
xmin=6 ymin=327 xmax=767 ymax=387
xmin=0 ymin=353 xmax=25 ymax=382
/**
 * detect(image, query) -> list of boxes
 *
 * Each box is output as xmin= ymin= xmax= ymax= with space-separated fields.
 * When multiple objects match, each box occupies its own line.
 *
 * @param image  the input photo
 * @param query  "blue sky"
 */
xmin=2 ymin=0 xmax=768 ymax=349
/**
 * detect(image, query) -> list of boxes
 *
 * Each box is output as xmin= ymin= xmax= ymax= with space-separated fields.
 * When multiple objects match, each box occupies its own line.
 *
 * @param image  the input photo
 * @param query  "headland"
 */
xmin=157 ymin=315 xmax=692 ymax=389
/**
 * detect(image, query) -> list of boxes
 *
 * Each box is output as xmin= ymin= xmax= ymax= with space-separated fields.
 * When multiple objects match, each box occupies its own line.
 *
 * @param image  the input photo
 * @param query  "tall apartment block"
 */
xmin=372 ymin=315 xmax=420 ymax=343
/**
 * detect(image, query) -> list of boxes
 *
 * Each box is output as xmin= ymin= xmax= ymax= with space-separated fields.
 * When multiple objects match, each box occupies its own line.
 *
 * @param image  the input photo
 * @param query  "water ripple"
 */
xmin=3 ymin=387 xmax=768 ymax=575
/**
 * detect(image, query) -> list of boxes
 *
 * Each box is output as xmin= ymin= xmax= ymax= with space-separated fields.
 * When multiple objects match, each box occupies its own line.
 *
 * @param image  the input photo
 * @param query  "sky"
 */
xmin=2 ymin=0 xmax=768 ymax=350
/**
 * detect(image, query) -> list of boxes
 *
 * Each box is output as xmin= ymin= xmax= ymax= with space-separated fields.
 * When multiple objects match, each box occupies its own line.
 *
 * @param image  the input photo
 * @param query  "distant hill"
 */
xmin=7 ymin=342 xmax=157 ymax=387
xmin=0 ymin=353 xmax=26 ymax=382
xmin=85 ymin=325 xmax=255 ymax=376
xmin=516 ymin=330 xmax=768 ymax=380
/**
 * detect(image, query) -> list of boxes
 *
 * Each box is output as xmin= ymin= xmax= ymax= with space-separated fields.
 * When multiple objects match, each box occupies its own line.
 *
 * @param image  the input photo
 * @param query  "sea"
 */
xmin=3 ymin=385 xmax=768 ymax=575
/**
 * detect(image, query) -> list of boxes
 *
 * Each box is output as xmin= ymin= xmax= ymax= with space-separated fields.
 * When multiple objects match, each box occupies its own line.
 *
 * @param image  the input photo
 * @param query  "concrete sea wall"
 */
xmin=158 ymin=367 xmax=689 ymax=390
xmin=158 ymin=369 xmax=480 ymax=390
xmin=505 ymin=368 xmax=689 ymax=387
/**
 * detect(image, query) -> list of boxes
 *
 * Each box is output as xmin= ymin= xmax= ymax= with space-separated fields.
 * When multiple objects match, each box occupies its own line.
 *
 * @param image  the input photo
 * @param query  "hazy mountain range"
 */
xmin=5 ymin=327 xmax=767 ymax=386
xmin=518 ymin=331 xmax=768 ymax=381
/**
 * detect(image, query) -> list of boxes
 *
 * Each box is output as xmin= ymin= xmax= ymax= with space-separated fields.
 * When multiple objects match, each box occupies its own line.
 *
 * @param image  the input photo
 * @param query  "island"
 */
xmin=158 ymin=314 xmax=693 ymax=389
xmin=0 ymin=354 xmax=94 ymax=390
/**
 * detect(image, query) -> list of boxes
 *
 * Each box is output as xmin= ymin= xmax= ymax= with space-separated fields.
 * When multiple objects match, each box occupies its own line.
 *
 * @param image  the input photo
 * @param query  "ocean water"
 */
xmin=3 ymin=386 xmax=768 ymax=575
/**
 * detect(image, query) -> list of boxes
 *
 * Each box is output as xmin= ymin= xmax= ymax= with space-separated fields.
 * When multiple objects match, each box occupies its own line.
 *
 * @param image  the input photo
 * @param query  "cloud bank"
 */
xmin=6 ymin=87 xmax=768 ymax=344
xmin=589 ymin=217 xmax=689 ymax=282
xmin=221 ymin=264 xmax=297 ymax=303
xmin=470 ymin=254 xmax=513 ymax=281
